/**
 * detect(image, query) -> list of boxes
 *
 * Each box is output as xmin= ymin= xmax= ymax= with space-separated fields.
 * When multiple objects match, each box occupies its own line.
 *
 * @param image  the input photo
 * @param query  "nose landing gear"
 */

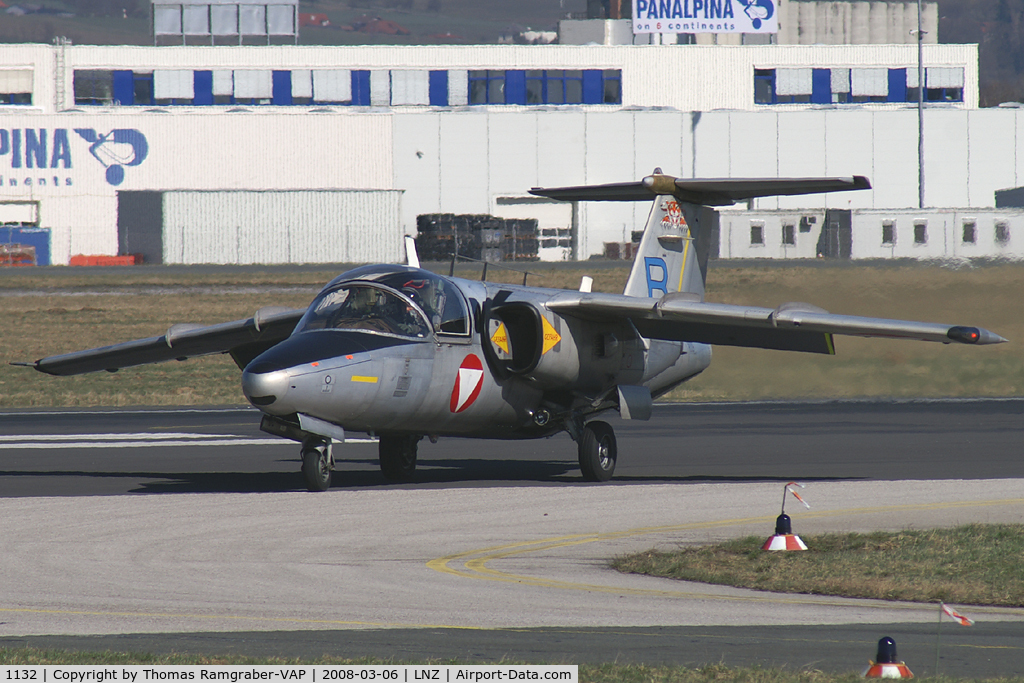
xmin=301 ymin=439 xmax=333 ymax=492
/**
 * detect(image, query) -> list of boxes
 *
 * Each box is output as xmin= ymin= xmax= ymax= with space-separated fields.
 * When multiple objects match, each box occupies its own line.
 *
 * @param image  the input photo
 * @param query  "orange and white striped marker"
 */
xmin=762 ymin=482 xmax=810 ymax=551
xmin=863 ymin=637 xmax=913 ymax=679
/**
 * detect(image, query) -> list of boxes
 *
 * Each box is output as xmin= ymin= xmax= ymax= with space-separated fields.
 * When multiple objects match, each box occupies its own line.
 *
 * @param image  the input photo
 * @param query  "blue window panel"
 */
xmin=811 ymin=69 xmax=831 ymax=105
xmin=112 ymin=70 xmax=134 ymax=106
xmin=193 ymin=71 xmax=213 ymax=106
xmin=505 ymin=70 xmax=526 ymax=105
xmin=754 ymin=69 xmax=775 ymax=104
xmin=429 ymin=70 xmax=448 ymax=106
xmin=272 ymin=71 xmax=292 ymax=105
xmin=582 ymin=70 xmax=603 ymax=104
xmin=351 ymin=70 xmax=371 ymax=106
xmin=888 ymin=68 xmax=907 ymax=103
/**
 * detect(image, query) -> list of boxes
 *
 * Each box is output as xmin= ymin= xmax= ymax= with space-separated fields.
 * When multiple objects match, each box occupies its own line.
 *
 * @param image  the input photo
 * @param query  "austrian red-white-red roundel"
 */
xmin=450 ymin=354 xmax=484 ymax=413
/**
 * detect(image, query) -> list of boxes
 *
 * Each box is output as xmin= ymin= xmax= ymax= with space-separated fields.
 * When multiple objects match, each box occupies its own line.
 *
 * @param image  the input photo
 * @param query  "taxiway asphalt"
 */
xmin=0 ymin=401 xmax=1022 ymax=675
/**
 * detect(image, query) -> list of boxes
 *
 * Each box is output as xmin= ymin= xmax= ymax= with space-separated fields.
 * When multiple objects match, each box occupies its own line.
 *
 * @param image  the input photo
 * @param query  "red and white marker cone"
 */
xmin=762 ymin=481 xmax=810 ymax=551
xmin=863 ymin=637 xmax=914 ymax=679
xmin=761 ymin=513 xmax=808 ymax=551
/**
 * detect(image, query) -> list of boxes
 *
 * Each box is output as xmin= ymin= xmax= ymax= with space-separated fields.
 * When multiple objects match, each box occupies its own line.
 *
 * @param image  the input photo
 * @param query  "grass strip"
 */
xmin=3 ymin=263 xmax=1021 ymax=407
xmin=612 ymin=524 xmax=1024 ymax=607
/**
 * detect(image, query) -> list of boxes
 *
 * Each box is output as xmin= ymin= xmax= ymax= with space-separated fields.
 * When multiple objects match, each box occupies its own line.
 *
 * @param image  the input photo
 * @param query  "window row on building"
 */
xmin=879 ymin=217 xmax=1011 ymax=246
xmin=755 ymin=66 xmax=965 ymax=104
xmin=748 ymin=215 xmax=817 ymax=246
xmin=746 ymin=216 xmax=1010 ymax=247
xmin=70 ymin=68 xmax=623 ymax=108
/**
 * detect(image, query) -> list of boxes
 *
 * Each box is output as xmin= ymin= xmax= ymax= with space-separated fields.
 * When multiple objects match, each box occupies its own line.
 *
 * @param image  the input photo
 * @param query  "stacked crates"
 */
xmin=416 ymin=214 xmax=538 ymax=262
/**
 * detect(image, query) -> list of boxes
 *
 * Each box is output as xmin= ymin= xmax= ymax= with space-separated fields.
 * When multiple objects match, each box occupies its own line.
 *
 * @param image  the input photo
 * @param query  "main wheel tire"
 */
xmin=379 ymin=433 xmax=418 ymax=480
xmin=301 ymin=447 xmax=332 ymax=492
xmin=578 ymin=420 xmax=617 ymax=482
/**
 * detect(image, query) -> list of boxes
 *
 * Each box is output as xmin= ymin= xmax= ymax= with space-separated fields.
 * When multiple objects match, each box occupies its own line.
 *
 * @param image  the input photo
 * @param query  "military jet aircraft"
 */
xmin=21 ymin=171 xmax=1005 ymax=491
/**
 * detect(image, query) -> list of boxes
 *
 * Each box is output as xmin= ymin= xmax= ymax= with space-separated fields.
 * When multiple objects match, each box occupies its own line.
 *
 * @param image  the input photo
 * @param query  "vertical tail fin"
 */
xmin=623 ymin=195 xmax=715 ymax=300
xmin=529 ymin=171 xmax=868 ymax=301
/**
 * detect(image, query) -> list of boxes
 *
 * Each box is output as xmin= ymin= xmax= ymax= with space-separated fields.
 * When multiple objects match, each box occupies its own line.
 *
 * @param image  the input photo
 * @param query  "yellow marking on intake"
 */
xmin=350 ymin=375 xmax=379 ymax=384
xmin=541 ymin=316 xmax=561 ymax=355
xmin=491 ymin=322 xmax=510 ymax=354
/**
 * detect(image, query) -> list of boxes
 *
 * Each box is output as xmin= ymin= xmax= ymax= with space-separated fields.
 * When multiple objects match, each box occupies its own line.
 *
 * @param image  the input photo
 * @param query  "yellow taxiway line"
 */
xmin=428 ymin=497 xmax=1024 ymax=616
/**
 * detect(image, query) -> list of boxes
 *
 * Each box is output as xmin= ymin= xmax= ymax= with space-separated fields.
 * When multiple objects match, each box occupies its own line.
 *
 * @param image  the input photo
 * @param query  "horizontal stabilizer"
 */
xmin=546 ymin=292 xmax=1006 ymax=354
xmin=530 ymin=174 xmax=871 ymax=206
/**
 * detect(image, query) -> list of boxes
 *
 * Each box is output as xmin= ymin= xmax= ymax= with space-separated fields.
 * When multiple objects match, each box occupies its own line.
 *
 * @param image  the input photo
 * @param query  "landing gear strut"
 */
xmin=301 ymin=439 xmax=333 ymax=492
xmin=577 ymin=420 xmax=617 ymax=482
xmin=379 ymin=433 xmax=421 ymax=480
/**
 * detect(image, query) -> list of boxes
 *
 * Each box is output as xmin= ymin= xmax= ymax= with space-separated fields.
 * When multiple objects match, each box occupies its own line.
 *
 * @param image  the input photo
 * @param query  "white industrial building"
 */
xmin=0 ymin=41 xmax=1020 ymax=265
xmin=565 ymin=0 xmax=941 ymax=46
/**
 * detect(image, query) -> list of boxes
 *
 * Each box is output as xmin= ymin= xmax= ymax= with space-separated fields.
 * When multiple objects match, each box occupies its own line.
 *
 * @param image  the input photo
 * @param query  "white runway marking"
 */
xmin=0 ymin=433 xmax=377 ymax=449
xmin=0 ymin=433 xmax=262 ymax=442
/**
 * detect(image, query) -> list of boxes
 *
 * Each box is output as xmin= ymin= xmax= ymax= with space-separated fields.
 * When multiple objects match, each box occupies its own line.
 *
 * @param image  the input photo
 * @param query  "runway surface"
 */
xmin=1 ymin=401 xmax=1023 ymax=675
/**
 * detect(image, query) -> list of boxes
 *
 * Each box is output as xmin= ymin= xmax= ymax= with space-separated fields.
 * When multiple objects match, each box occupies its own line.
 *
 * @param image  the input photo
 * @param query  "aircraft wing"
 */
xmin=22 ymin=306 xmax=305 ymax=376
xmin=546 ymin=292 xmax=1006 ymax=354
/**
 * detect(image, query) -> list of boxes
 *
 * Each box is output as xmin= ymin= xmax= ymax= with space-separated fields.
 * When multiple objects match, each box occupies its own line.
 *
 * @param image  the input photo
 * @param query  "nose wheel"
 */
xmin=301 ymin=441 xmax=333 ymax=492
xmin=578 ymin=420 xmax=617 ymax=482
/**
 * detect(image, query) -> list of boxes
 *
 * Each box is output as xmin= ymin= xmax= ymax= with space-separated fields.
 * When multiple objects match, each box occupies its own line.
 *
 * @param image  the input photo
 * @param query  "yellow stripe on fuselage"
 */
xmin=351 ymin=375 xmax=379 ymax=384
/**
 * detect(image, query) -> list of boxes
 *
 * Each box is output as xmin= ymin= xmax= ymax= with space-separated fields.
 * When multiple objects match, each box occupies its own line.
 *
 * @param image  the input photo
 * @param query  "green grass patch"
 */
xmin=613 ymin=524 xmax=1024 ymax=607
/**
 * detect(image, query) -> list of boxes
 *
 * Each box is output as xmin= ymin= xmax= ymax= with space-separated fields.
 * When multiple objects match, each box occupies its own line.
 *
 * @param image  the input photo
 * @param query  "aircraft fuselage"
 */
xmin=241 ymin=265 xmax=711 ymax=441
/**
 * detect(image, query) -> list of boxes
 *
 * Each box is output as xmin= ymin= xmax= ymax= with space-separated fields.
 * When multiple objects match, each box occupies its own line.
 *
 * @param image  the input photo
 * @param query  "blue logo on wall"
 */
xmin=742 ymin=0 xmax=774 ymax=29
xmin=74 ymin=129 xmax=148 ymax=186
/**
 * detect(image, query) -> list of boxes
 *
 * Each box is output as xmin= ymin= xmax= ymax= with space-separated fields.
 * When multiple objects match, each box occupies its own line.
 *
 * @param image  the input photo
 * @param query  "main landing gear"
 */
xmin=298 ymin=424 xmax=616 ymax=489
xmin=576 ymin=420 xmax=617 ymax=482
xmin=378 ymin=433 xmax=421 ymax=480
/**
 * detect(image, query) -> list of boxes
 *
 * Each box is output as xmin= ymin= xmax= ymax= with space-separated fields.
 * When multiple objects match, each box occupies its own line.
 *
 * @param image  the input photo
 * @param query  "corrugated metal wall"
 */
xmin=394 ymin=108 xmax=1024 ymax=259
xmin=0 ymin=112 xmax=392 ymax=264
xmin=162 ymin=190 xmax=403 ymax=265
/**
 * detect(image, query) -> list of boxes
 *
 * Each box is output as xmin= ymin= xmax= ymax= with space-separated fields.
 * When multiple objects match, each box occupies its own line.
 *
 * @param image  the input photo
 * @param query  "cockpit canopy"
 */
xmin=297 ymin=266 xmax=470 ymax=338
xmin=297 ymin=284 xmax=430 ymax=338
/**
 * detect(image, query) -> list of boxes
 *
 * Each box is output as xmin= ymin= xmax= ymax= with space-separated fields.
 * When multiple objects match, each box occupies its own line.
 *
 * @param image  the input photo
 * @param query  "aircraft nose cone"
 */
xmin=241 ymin=367 xmax=291 ymax=411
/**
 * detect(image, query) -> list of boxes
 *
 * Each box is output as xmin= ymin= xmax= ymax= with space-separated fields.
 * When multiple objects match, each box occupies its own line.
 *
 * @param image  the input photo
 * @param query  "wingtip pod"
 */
xmin=852 ymin=175 xmax=872 ymax=190
xmin=947 ymin=326 xmax=1008 ymax=345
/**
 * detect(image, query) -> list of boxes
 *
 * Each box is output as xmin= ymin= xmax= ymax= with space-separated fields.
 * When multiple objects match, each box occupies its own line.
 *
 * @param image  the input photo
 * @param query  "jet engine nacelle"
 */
xmin=486 ymin=303 xmax=647 ymax=392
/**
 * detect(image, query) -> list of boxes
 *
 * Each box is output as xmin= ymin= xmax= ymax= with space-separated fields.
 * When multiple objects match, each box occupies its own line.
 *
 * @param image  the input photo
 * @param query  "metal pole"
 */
xmin=917 ymin=0 xmax=924 ymax=209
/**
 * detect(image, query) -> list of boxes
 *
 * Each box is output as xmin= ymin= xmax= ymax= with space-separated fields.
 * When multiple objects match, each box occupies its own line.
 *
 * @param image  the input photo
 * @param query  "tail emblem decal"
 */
xmin=660 ymin=199 xmax=686 ymax=230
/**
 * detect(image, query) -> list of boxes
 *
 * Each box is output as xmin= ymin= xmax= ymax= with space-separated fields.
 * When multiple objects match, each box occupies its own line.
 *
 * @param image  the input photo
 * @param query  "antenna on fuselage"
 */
xmin=448 ymin=254 xmax=538 ymax=286
xmin=404 ymin=235 xmax=420 ymax=269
